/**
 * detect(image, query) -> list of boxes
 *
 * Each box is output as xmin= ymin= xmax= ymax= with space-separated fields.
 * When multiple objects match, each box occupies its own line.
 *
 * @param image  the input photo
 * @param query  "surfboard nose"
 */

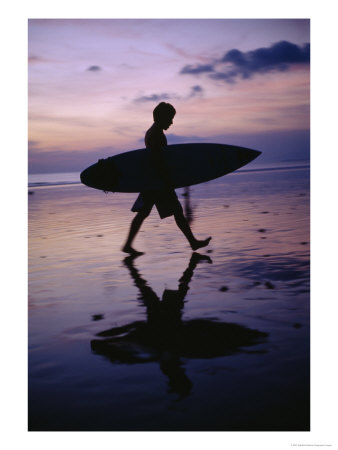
xmin=238 ymin=148 xmax=261 ymax=166
xmin=80 ymin=166 xmax=93 ymax=187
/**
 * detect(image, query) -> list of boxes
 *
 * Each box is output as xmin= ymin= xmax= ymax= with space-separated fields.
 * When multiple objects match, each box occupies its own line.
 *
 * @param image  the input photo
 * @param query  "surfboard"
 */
xmin=80 ymin=143 xmax=261 ymax=193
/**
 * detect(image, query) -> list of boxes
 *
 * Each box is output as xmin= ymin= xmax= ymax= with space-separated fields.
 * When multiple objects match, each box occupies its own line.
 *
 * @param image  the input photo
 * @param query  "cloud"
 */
xmin=28 ymin=140 xmax=40 ymax=148
xmin=134 ymin=92 xmax=176 ymax=103
xmin=29 ymin=55 xmax=43 ymax=64
xmin=28 ymin=55 xmax=56 ymax=64
xmin=180 ymin=41 xmax=310 ymax=83
xmin=180 ymin=64 xmax=214 ymax=75
xmin=134 ymin=86 xmax=204 ymax=104
xmin=188 ymin=85 xmax=204 ymax=98
xmin=29 ymin=113 xmax=96 ymax=128
xmin=87 ymin=65 xmax=102 ymax=72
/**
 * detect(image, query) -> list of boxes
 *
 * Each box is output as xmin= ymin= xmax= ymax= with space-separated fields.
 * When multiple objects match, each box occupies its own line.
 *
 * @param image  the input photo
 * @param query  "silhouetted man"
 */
xmin=122 ymin=102 xmax=211 ymax=256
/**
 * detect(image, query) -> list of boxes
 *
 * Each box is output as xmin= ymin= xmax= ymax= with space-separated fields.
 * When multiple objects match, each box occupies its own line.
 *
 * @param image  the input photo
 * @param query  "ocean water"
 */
xmin=28 ymin=163 xmax=310 ymax=431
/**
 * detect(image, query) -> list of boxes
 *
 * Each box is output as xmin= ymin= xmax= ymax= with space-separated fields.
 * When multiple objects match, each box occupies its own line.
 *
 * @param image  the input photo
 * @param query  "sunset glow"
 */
xmin=28 ymin=19 xmax=310 ymax=173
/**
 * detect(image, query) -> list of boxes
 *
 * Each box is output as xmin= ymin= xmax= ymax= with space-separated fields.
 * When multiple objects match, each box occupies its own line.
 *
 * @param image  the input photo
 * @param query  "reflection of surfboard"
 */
xmin=91 ymin=319 xmax=268 ymax=363
xmin=80 ymin=143 xmax=261 ymax=193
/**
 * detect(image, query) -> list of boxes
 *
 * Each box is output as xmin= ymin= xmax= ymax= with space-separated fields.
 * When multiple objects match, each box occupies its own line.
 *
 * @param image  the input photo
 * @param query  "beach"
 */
xmin=28 ymin=164 xmax=310 ymax=431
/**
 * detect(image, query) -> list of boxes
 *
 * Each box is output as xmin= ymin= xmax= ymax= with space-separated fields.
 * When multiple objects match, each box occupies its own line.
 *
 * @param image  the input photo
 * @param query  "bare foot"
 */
xmin=191 ymin=252 xmax=213 ymax=264
xmin=191 ymin=237 xmax=212 ymax=251
xmin=122 ymin=245 xmax=144 ymax=256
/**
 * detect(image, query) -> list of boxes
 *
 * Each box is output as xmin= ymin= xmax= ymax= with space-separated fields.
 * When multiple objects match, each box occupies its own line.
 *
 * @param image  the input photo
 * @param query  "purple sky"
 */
xmin=28 ymin=19 xmax=310 ymax=173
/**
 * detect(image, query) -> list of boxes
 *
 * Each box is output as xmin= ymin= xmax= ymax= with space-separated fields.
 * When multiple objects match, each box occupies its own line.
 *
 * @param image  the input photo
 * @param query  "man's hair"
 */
xmin=153 ymin=102 xmax=176 ymax=122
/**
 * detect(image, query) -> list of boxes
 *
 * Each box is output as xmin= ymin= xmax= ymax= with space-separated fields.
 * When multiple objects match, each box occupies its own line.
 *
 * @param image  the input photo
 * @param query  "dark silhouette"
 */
xmin=122 ymin=102 xmax=211 ymax=256
xmin=91 ymin=253 xmax=268 ymax=397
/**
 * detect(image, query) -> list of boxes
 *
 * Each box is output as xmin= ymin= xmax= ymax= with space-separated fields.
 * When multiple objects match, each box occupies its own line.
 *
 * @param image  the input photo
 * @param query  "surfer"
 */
xmin=122 ymin=102 xmax=211 ymax=256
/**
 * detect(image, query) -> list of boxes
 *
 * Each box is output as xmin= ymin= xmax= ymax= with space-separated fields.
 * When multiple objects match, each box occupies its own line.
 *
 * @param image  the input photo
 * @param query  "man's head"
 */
xmin=153 ymin=102 xmax=176 ymax=130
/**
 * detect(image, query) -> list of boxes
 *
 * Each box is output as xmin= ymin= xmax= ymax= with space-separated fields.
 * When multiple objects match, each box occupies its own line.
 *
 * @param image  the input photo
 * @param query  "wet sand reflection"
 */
xmin=91 ymin=253 xmax=268 ymax=397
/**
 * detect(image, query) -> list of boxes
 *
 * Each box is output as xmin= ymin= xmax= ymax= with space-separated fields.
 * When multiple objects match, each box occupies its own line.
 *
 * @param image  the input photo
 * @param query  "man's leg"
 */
xmin=122 ymin=204 xmax=152 ymax=255
xmin=173 ymin=204 xmax=211 ymax=251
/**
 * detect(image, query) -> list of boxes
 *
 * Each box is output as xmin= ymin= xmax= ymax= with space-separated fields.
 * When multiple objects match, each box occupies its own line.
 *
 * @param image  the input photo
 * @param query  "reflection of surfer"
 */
xmin=124 ymin=252 xmax=212 ymax=331
xmin=91 ymin=253 xmax=268 ymax=398
xmin=122 ymin=102 xmax=211 ymax=256
xmin=92 ymin=252 xmax=212 ymax=398
xmin=123 ymin=252 xmax=212 ymax=397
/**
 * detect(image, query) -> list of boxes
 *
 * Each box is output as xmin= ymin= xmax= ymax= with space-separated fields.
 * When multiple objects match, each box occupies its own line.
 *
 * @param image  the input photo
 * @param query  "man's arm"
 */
xmin=148 ymin=140 xmax=174 ymax=189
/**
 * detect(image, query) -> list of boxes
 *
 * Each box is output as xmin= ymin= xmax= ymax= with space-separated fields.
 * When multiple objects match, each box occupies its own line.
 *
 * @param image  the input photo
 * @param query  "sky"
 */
xmin=28 ymin=19 xmax=310 ymax=173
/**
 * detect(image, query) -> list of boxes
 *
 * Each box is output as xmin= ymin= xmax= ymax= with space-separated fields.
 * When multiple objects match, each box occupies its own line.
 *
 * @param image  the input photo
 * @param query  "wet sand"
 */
xmin=28 ymin=167 xmax=310 ymax=431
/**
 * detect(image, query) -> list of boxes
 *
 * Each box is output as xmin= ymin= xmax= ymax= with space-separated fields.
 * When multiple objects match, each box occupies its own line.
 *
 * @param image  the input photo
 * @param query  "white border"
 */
xmin=2 ymin=1 xmax=336 ymax=449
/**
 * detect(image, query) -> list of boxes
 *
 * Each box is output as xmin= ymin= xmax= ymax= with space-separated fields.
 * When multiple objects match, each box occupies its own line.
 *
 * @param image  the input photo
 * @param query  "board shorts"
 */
xmin=131 ymin=188 xmax=181 ymax=219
